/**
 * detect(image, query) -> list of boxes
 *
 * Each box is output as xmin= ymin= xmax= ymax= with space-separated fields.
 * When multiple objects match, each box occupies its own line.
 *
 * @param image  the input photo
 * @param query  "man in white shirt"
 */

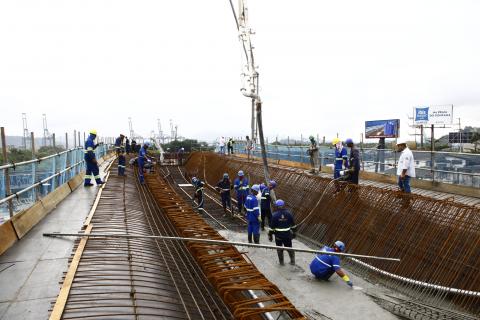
xmin=396 ymin=139 xmax=415 ymax=193
xmin=219 ymin=137 xmax=226 ymax=154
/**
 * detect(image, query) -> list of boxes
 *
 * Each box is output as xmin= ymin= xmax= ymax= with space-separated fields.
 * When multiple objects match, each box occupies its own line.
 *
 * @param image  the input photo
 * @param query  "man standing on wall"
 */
xmin=396 ymin=139 xmax=415 ymax=193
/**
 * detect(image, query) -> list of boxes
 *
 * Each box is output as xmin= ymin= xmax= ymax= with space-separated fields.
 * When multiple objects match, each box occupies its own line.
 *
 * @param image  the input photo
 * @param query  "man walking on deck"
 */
xmin=269 ymin=199 xmax=296 ymax=265
xmin=192 ymin=176 xmax=205 ymax=211
xmin=84 ymin=130 xmax=104 ymax=187
xmin=396 ymin=139 xmax=415 ymax=193
xmin=138 ymin=141 xmax=151 ymax=184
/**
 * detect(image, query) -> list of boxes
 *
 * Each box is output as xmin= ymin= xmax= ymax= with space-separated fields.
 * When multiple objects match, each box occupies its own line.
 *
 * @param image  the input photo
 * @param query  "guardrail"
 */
xmin=230 ymin=142 xmax=480 ymax=188
xmin=0 ymin=145 xmax=110 ymax=221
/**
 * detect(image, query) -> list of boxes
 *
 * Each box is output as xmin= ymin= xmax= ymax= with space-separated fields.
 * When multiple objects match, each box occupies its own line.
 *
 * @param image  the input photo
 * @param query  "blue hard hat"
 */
xmin=238 ymin=170 xmax=244 ymax=177
xmin=144 ymin=141 xmax=151 ymax=147
xmin=223 ymin=173 xmax=229 ymax=179
xmin=259 ymin=183 xmax=266 ymax=191
xmin=345 ymin=138 xmax=353 ymax=144
xmin=275 ymin=199 xmax=285 ymax=207
xmin=334 ymin=240 xmax=345 ymax=252
xmin=269 ymin=180 xmax=277 ymax=188
xmin=251 ymin=184 xmax=260 ymax=192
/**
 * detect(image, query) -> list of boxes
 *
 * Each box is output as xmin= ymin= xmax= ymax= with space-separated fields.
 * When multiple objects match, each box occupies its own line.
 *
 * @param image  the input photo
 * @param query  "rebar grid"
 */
xmin=185 ymin=152 xmax=480 ymax=319
xmin=144 ymin=172 xmax=305 ymax=320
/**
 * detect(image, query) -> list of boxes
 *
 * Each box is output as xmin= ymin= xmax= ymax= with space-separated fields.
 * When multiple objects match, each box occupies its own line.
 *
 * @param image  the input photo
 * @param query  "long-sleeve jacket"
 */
xmin=270 ymin=208 xmax=295 ymax=235
xmin=244 ymin=194 xmax=260 ymax=223
xmin=216 ymin=179 xmax=232 ymax=196
xmin=234 ymin=177 xmax=249 ymax=195
xmin=84 ymin=134 xmax=98 ymax=162
xmin=349 ymin=147 xmax=360 ymax=172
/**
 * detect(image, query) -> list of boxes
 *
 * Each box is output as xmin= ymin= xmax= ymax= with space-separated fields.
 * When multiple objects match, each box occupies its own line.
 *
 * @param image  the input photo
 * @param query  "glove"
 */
xmin=268 ymin=233 xmax=273 ymax=242
xmin=339 ymin=170 xmax=345 ymax=176
xmin=347 ymin=281 xmax=353 ymax=287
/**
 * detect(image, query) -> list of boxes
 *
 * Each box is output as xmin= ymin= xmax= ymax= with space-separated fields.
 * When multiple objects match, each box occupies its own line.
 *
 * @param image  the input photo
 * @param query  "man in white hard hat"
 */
xmin=396 ymin=139 xmax=415 ymax=193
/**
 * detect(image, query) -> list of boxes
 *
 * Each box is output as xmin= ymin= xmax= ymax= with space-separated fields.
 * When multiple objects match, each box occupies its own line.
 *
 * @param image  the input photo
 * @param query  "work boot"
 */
xmin=253 ymin=234 xmax=260 ymax=244
xmin=277 ymin=250 xmax=285 ymax=266
xmin=288 ymin=251 xmax=295 ymax=265
xmin=84 ymin=183 xmax=94 ymax=187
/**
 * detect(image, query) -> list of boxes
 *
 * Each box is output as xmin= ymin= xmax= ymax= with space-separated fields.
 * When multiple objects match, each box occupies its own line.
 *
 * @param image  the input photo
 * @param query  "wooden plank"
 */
xmin=41 ymin=184 xmax=72 ymax=212
xmin=0 ymin=220 xmax=18 ymax=255
xmin=49 ymin=224 xmax=92 ymax=320
xmin=11 ymin=201 xmax=47 ymax=239
xmin=67 ymin=173 xmax=84 ymax=191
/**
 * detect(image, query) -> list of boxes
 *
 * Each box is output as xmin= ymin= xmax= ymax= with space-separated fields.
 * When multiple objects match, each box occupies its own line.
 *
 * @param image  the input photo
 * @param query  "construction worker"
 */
xmin=138 ymin=141 xmax=151 ymax=184
xmin=125 ymin=138 xmax=131 ymax=154
xmin=309 ymin=241 xmax=353 ymax=287
xmin=396 ymin=139 xmax=415 ymax=193
xmin=84 ymin=130 xmax=104 ymax=187
xmin=131 ymin=140 xmax=137 ymax=153
xmin=114 ymin=134 xmax=125 ymax=155
xmin=233 ymin=170 xmax=249 ymax=214
xmin=308 ymin=136 xmax=320 ymax=174
xmin=342 ymin=138 xmax=360 ymax=184
xmin=269 ymin=199 xmax=296 ymax=265
xmin=219 ymin=137 xmax=226 ymax=154
xmin=260 ymin=180 xmax=276 ymax=230
xmin=177 ymin=147 xmax=185 ymax=166
xmin=191 ymin=176 xmax=205 ymax=210
xmin=215 ymin=173 xmax=233 ymax=216
xmin=227 ymin=138 xmax=235 ymax=155
xmin=245 ymin=184 xmax=261 ymax=243
xmin=118 ymin=148 xmax=126 ymax=176
xmin=333 ymin=138 xmax=348 ymax=179
xmin=246 ymin=136 xmax=253 ymax=160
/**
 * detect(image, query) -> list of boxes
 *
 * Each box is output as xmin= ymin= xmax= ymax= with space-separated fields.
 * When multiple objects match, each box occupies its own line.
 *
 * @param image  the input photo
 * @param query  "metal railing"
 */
xmin=0 ymin=145 xmax=110 ymax=222
xmin=230 ymin=142 xmax=480 ymax=188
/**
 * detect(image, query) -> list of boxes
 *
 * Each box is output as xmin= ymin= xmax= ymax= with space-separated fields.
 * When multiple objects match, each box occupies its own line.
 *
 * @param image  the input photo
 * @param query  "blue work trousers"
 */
xmin=398 ymin=175 xmax=411 ymax=193
xmin=85 ymin=160 xmax=101 ymax=185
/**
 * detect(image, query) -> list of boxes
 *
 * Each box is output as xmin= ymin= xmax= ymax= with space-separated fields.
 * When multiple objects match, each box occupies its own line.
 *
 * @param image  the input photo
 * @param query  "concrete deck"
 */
xmin=219 ymin=229 xmax=400 ymax=320
xmin=0 ymin=170 xmax=108 ymax=320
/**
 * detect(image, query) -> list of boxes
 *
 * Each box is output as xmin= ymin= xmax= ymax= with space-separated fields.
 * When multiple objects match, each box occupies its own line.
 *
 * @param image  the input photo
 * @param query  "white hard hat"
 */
xmin=396 ymin=139 xmax=408 ymax=145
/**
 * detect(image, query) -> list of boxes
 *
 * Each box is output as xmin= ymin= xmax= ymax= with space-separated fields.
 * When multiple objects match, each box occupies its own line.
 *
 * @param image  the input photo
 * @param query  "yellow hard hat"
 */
xmin=89 ymin=129 xmax=97 ymax=135
xmin=332 ymin=137 xmax=341 ymax=145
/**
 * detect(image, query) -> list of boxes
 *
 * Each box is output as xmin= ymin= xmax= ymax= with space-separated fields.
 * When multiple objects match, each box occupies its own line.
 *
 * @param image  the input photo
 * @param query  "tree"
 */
xmin=471 ymin=132 xmax=480 ymax=153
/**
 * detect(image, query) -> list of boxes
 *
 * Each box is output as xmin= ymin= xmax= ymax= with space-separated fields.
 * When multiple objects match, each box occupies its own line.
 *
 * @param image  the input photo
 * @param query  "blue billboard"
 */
xmin=365 ymin=119 xmax=400 ymax=139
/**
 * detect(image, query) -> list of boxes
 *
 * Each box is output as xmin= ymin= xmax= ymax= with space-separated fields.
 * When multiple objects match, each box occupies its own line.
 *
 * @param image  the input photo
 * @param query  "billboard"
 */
xmin=365 ymin=119 xmax=400 ymax=139
xmin=414 ymin=105 xmax=453 ymax=125
xmin=448 ymin=132 xmax=474 ymax=144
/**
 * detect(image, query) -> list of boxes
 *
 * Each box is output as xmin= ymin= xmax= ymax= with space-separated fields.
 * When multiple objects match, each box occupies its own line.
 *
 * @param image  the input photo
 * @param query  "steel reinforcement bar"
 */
xmin=184 ymin=152 xmax=480 ymax=318
xmin=144 ymin=173 xmax=305 ymax=320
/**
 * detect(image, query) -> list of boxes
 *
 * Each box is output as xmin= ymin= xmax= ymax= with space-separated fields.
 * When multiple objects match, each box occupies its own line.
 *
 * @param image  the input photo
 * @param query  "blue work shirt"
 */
xmin=234 ymin=177 xmax=249 ymax=195
xmin=244 ymin=193 xmax=260 ymax=223
xmin=260 ymin=187 xmax=272 ymax=210
xmin=84 ymin=134 xmax=97 ymax=162
xmin=270 ymin=209 xmax=295 ymax=238
xmin=138 ymin=146 xmax=147 ymax=165
xmin=310 ymin=246 xmax=341 ymax=277
xmin=115 ymin=137 xmax=122 ymax=147
xmin=334 ymin=147 xmax=348 ymax=170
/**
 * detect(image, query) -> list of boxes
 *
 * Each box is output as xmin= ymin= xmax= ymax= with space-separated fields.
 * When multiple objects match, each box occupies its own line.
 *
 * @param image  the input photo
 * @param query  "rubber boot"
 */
xmin=288 ymin=250 xmax=295 ymax=265
xmin=253 ymin=234 xmax=260 ymax=244
xmin=248 ymin=233 xmax=253 ymax=244
xmin=277 ymin=250 xmax=285 ymax=265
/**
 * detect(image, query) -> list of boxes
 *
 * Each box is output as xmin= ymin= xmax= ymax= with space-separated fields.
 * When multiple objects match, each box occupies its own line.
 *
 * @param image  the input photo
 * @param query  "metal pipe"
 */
xmin=43 ymin=232 xmax=401 ymax=262
xmin=0 ymin=146 xmax=83 ymax=170
xmin=0 ymin=160 xmax=84 ymax=205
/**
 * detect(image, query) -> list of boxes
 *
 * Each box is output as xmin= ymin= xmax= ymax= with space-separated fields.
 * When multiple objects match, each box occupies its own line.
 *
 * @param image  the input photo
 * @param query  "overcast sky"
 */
xmin=1 ymin=0 xmax=479 ymax=143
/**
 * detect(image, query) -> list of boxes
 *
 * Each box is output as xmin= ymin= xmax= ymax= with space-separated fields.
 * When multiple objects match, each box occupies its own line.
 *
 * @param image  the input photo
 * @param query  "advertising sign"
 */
xmin=414 ymin=105 xmax=453 ymax=125
xmin=448 ymin=132 xmax=474 ymax=144
xmin=365 ymin=119 xmax=400 ymax=139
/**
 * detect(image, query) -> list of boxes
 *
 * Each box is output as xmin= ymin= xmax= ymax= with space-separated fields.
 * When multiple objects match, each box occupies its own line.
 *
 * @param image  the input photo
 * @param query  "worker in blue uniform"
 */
xmin=269 ymin=199 xmax=296 ymax=265
xmin=138 ymin=141 xmax=151 ymax=184
xmin=309 ymin=241 xmax=353 ymax=287
xmin=192 ymin=176 xmax=205 ymax=211
xmin=118 ymin=148 xmax=126 ymax=176
xmin=114 ymin=134 xmax=125 ymax=155
xmin=84 ymin=130 xmax=104 ymax=187
xmin=332 ymin=138 xmax=348 ymax=179
xmin=244 ymin=184 xmax=261 ymax=243
xmin=260 ymin=180 xmax=276 ymax=230
xmin=215 ymin=173 xmax=233 ymax=216
xmin=234 ymin=170 xmax=249 ymax=214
